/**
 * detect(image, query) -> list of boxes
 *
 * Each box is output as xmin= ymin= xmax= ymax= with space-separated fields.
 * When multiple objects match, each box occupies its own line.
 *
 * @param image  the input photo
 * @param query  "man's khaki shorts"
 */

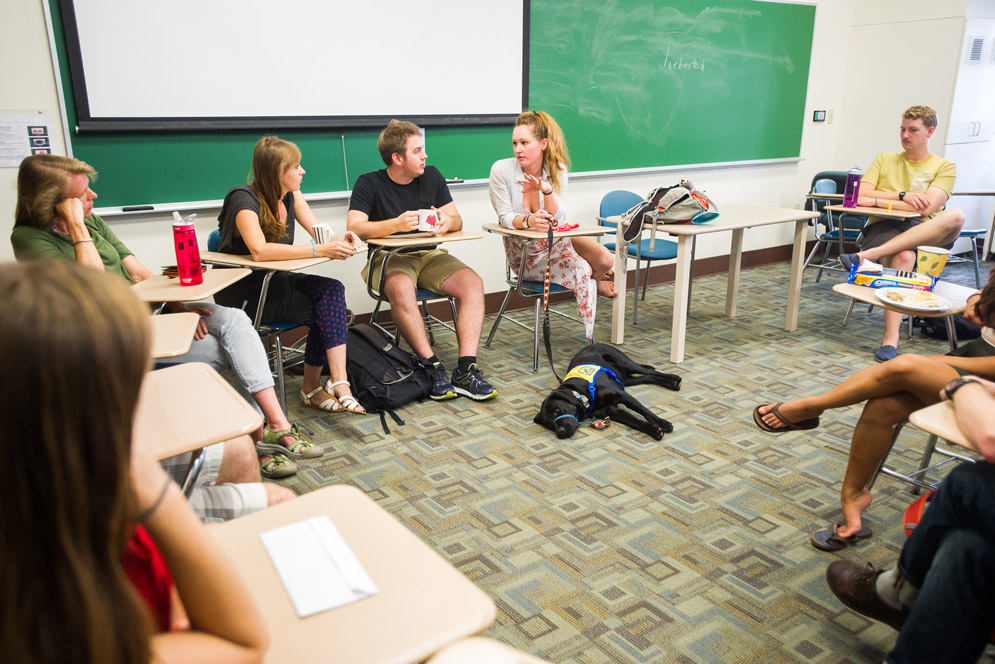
xmin=361 ymin=248 xmax=468 ymax=295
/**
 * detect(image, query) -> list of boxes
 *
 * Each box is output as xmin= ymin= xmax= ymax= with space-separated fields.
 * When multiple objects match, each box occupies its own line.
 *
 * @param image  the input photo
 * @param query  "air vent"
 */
xmin=967 ymin=36 xmax=983 ymax=64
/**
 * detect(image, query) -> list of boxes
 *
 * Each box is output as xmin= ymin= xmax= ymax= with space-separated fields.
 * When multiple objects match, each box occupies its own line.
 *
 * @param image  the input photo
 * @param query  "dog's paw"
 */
xmin=659 ymin=418 xmax=674 ymax=433
xmin=663 ymin=374 xmax=682 ymax=391
xmin=649 ymin=424 xmax=665 ymax=441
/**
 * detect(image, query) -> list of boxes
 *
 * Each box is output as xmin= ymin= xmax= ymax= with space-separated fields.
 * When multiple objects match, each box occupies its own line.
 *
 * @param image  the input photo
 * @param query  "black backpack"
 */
xmin=346 ymin=323 xmax=433 ymax=433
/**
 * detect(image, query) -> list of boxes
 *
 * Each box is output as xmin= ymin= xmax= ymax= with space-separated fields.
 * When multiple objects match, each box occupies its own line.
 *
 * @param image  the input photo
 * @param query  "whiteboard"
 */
xmin=63 ymin=0 xmax=526 ymax=128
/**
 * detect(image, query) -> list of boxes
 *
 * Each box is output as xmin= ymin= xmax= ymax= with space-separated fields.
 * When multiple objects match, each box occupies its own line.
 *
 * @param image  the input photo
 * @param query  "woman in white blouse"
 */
xmin=488 ymin=111 xmax=615 ymax=337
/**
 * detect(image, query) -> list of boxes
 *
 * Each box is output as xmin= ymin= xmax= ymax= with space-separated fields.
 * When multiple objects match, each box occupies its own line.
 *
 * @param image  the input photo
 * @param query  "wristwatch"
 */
xmin=944 ymin=377 xmax=979 ymax=399
xmin=899 ymin=191 xmax=906 ymax=201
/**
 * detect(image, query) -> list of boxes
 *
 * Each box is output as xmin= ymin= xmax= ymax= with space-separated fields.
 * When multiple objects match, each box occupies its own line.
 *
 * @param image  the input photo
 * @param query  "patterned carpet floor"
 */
xmin=268 ymin=258 xmax=990 ymax=663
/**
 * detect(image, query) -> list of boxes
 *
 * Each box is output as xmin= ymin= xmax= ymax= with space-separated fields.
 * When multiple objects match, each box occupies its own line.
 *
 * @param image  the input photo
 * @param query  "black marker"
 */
xmin=122 ymin=205 xmax=154 ymax=212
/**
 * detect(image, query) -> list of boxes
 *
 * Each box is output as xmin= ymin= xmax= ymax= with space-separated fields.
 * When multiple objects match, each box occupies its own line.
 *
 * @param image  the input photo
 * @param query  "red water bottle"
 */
xmin=172 ymin=212 xmax=203 ymax=286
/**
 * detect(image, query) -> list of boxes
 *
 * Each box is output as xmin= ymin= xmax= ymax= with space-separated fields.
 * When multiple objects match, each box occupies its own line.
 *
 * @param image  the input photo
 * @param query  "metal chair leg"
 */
xmin=641 ymin=258 xmax=650 ymax=301
xmin=485 ymin=288 xmax=514 ymax=347
xmin=815 ymin=242 xmax=832 ymax=283
xmin=274 ymin=334 xmax=288 ymax=415
xmin=842 ymin=300 xmax=856 ymax=327
xmin=971 ymin=236 xmax=982 ymax=288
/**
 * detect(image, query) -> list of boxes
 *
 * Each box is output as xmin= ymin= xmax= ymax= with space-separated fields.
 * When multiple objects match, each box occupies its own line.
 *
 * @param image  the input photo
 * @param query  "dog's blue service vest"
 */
xmin=562 ymin=364 xmax=624 ymax=416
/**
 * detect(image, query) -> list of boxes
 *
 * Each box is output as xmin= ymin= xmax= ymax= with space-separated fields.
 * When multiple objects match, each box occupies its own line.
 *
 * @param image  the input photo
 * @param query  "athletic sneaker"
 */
xmin=451 ymin=363 xmax=498 ymax=401
xmin=429 ymin=361 xmax=457 ymax=400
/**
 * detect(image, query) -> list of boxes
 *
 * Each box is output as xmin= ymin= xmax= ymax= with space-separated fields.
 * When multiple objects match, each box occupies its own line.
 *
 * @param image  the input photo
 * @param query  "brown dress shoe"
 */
xmin=826 ymin=561 xmax=910 ymax=631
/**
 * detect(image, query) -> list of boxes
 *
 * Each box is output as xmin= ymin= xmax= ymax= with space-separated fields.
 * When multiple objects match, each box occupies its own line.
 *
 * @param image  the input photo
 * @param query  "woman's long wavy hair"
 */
xmin=249 ymin=136 xmax=302 ymax=242
xmin=0 ymin=260 xmax=153 ymax=664
xmin=515 ymin=110 xmax=570 ymax=195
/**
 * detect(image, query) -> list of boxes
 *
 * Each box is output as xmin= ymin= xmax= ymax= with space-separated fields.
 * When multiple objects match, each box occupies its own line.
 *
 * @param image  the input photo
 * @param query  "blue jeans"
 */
xmin=889 ymin=462 xmax=995 ymax=663
xmin=161 ymin=302 xmax=273 ymax=413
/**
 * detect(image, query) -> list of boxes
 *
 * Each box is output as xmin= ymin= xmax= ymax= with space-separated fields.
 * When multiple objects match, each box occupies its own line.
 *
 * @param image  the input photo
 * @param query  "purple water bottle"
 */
xmin=172 ymin=212 xmax=203 ymax=286
xmin=842 ymin=167 xmax=862 ymax=209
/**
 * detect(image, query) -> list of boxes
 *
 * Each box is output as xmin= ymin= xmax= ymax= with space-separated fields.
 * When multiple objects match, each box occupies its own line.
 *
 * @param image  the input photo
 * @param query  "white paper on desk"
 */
xmin=260 ymin=516 xmax=378 ymax=618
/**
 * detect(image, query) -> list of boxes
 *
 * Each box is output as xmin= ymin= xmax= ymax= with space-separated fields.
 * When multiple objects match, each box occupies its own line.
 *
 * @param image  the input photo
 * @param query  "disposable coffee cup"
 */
xmin=915 ymin=246 xmax=950 ymax=278
xmin=417 ymin=209 xmax=439 ymax=232
xmin=313 ymin=223 xmax=335 ymax=244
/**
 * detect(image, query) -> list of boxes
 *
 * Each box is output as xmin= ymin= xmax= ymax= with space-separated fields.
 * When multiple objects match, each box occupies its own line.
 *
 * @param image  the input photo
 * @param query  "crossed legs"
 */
xmin=570 ymin=236 xmax=616 ymax=297
xmin=852 ymin=209 xmax=965 ymax=352
xmin=757 ymin=354 xmax=958 ymax=538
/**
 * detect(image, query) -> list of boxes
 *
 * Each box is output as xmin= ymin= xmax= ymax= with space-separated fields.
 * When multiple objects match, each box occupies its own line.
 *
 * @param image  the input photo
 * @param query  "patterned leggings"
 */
xmin=297 ymin=275 xmax=348 ymax=366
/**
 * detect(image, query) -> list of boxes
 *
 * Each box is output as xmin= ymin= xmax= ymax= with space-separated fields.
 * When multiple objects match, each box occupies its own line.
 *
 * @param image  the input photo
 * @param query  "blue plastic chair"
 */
xmin=948 ymin=227 xmax=987 ymax=288
xmin=801 ymin=171 xmax=869 ymax=283
xmin=597 ymin=190 xmax=679 ymax=325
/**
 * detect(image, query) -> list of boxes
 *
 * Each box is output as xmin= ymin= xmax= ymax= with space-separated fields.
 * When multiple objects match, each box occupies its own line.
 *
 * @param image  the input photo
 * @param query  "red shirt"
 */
xmin=122 ymin=525 xmax=173 ymax=632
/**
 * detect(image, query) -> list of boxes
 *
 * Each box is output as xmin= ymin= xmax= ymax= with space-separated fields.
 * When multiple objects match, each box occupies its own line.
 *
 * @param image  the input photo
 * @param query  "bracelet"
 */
xmin=310 ymin=238 xmax=316 ymax=258
xmin=138 ymin=476 xmax=172 ymax=523
xmin=887 ymin=201 xmax=893 ymax=212
xmin=874 ymin=199 xmax=879 ymax=208
xmin=523 ymin=214 xmax=530 ymax=229
xmin=72 ymin=238 xmax=94 ymax=246
xmin=541 ymin=187 xmax=553 ymax=196
xmin=944 ymin=377 xmax=981 ymax=400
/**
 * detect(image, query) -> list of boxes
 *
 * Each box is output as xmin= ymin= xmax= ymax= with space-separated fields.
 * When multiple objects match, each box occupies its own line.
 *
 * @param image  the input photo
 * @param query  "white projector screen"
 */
xmin=61 ymin=0 xmax=528 ymax=131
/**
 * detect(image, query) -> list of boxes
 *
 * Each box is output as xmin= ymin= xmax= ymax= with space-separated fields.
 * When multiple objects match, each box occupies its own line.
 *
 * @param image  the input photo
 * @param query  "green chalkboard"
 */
xmin=49 ymin=0 xmax=813 ymax=208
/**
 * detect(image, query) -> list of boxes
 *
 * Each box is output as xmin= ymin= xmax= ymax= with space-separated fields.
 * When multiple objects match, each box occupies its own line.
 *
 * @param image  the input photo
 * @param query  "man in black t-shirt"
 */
xmin=348 ymin=120 xmax=496 ymax=401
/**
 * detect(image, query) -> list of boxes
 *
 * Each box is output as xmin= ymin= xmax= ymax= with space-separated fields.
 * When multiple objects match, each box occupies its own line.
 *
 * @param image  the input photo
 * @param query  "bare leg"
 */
xmin=439 ymin=267 xmax=485 ymax=358
xmin=301 ymin=362 xmax=331 ymax=407
xmin=836 ymin=392 xmax=923 ymax=538
xmin=252 ymin=387 xmax=292 ymax=431
xmin=571 ymin=236 xmax=616 ymax=297
xmin=880 ymin=251 xmax=917 ymax=350
xmin=326 ymin=343 xmax=364 ymax=412
xmin=384 ymin=271 xmax=434 ymax=359
xmin=263 ymin=483 xmax=296 ymax=505
xmin=857 ymin=208 xmax=965 ymax=264
xmin=757 ymin=354 xmax=958 ymax=430
xmin=215 ymin=435 xmax=261 ymax=484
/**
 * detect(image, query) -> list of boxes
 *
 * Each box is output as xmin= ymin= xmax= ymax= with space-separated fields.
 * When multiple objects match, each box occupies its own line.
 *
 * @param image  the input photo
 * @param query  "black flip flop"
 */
xmin=811 ymin=524 xmax=873 ymax=551
xmin=752 ymin=403 xmax=820 ymax=433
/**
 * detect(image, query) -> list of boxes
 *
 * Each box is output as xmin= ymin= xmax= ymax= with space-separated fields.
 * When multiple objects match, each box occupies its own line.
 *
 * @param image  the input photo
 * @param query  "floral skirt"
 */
xmin=504 ymin=236 xmax=596 ymax=338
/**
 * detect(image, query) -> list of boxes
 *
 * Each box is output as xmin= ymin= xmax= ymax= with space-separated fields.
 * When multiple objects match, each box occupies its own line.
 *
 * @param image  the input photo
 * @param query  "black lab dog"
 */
xmin=534 ymin=343 xmax=681 ymax=440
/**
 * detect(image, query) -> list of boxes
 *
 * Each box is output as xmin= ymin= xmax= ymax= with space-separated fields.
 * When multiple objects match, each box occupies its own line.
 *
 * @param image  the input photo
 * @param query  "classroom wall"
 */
xmin=9 ymin=0 xmax=986 ymax=318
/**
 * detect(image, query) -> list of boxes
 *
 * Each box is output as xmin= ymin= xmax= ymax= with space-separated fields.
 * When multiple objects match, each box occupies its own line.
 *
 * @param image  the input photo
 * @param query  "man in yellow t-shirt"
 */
xmin=838 ymin=105 xmax=965 ymax=362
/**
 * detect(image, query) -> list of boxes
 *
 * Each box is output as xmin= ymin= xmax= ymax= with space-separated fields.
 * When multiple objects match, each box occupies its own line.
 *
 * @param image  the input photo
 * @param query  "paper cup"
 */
xmin=417 ymin=209 xmax=438 ymax=232
xmin=915 ymin=246 xmax=950 ymax=278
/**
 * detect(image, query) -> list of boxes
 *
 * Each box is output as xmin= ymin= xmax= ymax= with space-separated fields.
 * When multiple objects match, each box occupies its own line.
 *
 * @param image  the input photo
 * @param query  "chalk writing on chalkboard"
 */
xmin=531 ymin=0 xmax=807 ymax=155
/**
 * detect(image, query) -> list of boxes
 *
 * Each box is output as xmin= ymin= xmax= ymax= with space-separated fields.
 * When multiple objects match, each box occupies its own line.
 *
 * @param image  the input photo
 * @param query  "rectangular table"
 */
xmin=610 ymin=204 xmax=818 ymax=363
xmin=132 ymin=268 xmax=251 ymax=304
xmin=210 ymin=485 xmax=497 ymax=664
xmin=133 ymin=362 xmax=262 ymax=495
xmin=149 ymin=312 xmax=200 ymax=358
